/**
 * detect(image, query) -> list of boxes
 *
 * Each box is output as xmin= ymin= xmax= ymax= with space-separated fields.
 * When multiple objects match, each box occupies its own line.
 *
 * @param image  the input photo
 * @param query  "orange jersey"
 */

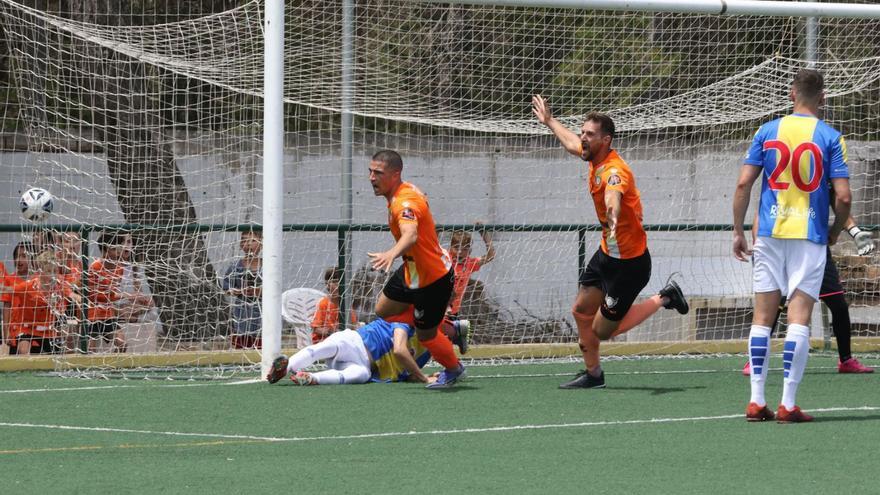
xmin=449 ymin=255 xmax=481 ymax=314
xmin=88 ymin=259 xmax=123 ymax=321
xmin=388 ymin=182 xmax=452 ymax=289
xmin=62 ymin=258 xmax=83 ymax=294
xmin=587 ymin=150 xmax=647 ymax=259
xmin=310 ymin=296 xmax=357 ymax=343
xmin=8 ymin=277 xmax=71 ymax=339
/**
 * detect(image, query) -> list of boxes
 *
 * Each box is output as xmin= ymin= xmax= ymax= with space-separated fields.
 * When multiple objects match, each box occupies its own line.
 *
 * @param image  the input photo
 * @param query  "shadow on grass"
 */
xmin=606 ymin=385 xmax=708 ymax=396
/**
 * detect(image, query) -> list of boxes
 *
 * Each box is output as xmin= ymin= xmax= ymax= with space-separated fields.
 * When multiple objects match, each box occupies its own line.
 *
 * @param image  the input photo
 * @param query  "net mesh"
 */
xmin=0 ymin=0 xmax=879 ymax=371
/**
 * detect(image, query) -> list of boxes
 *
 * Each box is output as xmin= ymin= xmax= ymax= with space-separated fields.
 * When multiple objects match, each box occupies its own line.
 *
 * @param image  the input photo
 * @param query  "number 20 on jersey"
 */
xmin=764 ymin=140 xmax=824 ymax=193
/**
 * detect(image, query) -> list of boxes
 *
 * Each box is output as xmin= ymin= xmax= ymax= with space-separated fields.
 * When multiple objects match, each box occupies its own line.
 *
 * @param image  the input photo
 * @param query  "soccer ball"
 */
xmin=19 ymin=187 xmax=54 ymax=222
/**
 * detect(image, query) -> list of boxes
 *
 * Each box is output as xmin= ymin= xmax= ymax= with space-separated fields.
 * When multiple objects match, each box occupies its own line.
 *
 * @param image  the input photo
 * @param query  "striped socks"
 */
xmin=781 ymin=324 xmax=810 ymax=410
xmin=748 ymin=325 xmax=772 ymax=406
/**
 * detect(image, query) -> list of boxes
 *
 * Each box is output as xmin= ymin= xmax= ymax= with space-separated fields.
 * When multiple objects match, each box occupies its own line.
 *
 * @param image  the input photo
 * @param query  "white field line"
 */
xmin=0 ymin=379 xmax=260 ymax=394
xmin=0 ymin=406 xmax=877 ymax=444
xmin=0 ymin=365 xmax=848 ymax=394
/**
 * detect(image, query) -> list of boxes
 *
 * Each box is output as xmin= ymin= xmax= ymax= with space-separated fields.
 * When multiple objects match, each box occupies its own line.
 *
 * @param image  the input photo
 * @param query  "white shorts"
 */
xmin=321 ymin=330 xmax=372 ymax=372
xmin=753 ymin=237 xmax=827 ymax=301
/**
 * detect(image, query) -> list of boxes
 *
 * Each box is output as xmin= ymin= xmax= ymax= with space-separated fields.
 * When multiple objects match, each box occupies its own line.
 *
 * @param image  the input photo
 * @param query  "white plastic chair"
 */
xmin=281 ymin=288 xmax=326 ymax=349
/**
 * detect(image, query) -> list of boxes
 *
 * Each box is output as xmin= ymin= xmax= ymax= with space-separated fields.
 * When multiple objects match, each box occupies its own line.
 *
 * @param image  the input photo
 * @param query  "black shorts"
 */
xmin=382 ymin=266 xmax=454 ymax=330
xmin=579 ymin=248 xmax=652 ymax=321
xmin=819 ymin=246 xmax=844 ymax=299
xmin=90 ymin=319 xmax=119 ymax=341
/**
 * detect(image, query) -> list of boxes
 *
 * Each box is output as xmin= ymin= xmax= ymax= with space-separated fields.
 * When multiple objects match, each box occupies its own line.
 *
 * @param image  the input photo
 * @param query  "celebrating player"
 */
xmin=733 ymin=68 xmax=852 ymax=423
xmin=366 ymin=149 xmax=464 ymax=389
xmin=532 ymin=95 xmax=689 ymax=389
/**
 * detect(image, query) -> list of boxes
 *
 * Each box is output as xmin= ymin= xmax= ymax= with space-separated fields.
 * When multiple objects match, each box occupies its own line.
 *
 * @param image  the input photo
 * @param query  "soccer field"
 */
xmin=1 ymin=354 xmax=877 ymax=494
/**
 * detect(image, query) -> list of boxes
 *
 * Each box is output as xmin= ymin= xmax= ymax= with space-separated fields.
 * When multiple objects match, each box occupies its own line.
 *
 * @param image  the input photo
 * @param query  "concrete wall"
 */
xmin=1 ymin=136 xmax=878 ymax=337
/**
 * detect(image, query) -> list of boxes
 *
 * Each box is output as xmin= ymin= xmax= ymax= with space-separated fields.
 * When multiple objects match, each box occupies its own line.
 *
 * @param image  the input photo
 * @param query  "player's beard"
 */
xmin=580 ymin=142 xmax=591 ymax=161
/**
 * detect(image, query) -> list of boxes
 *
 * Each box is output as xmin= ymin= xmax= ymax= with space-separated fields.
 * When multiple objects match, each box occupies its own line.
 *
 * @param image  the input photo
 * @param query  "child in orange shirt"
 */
xmin=447 ymin=222 xmax=495 ymax=316
xmin=3 ymin=250 xmax=79 ymax=355
xmin=2 ymin=242 xmax=33 ymax=353
xmin=87 ymin=231 xmax=127 ymax=353
xmin=311 ymin=267 xmax=357 ymax=344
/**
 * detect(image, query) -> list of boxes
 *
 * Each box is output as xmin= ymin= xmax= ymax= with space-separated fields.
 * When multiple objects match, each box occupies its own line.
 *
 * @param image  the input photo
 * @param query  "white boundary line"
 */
xmin=0 ymin=406 xmax=878 ymax=444
xmin=0 ymin=380 xmax=260 ymax=394
xmin=0 ymin=365 xmax=856 ymax=393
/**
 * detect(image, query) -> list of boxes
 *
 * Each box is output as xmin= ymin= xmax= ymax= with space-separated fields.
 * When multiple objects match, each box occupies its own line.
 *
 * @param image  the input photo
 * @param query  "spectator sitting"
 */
xmin=32 ymin=229 xmax=60 ymax=255
xmin=58 ymin=232 xmax=84 ymax=352
xmin=116 ymin=233 xmax=156 ymax=324
xmin=223 ymin=229 xmax=263 ymax=349
xmin=1 ymin=242 xmax=33 ymax=354
xmin=2 ymin=250 xmax=80 ymax=355
xmin=447 ymin=222 xmax=496 ymax=316
xmin=311 ymin=266 xmax=357 ymax=344
xmin=87 ymin=231 xmax=128 ymax=353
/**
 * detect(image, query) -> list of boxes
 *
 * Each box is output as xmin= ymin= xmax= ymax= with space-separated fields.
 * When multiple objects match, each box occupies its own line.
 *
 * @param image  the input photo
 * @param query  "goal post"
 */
xmin=261 ymin=0 xmax=285 ymax=377
xmin=0 ymin=0 xmax=879 ymax=375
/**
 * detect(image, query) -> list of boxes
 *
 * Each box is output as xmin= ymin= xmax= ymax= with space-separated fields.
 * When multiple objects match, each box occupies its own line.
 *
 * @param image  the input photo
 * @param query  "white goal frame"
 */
xmin=260 ymin=0 xmax=880 ymax=375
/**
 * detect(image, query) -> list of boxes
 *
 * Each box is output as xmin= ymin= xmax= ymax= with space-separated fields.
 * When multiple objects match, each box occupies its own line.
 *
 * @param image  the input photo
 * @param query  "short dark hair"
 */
xmin=792 ymin=69 xmax=824 ymax=103
xmin=324 ymin=266 xmax=343 ymax=283
xmin=12 ymin=241 xmax=34 ymax=260
xmin=97 ymin=230 xmax=123 ymax=255
xmin=241 ymin=228 xmax=262 ymax=239
xmin=585 ymin=112 xmax=616 ymax=140
xmin=371 ymin=149 xmax=403 ymax=172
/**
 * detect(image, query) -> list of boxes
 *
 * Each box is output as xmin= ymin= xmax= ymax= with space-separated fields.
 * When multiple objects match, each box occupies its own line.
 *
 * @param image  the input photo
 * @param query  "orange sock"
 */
xmin=419 ymin=331 xmax=460 ymax=370
xmin=611 ymin=295 xmax=663 ymax=338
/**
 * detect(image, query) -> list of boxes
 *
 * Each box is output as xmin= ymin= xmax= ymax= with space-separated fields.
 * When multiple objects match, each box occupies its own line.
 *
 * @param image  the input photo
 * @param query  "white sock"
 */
xmin=781 ymin=324 xmax=810 ymax=410
xmin=748 ymin=325 xmax=772 ymax=406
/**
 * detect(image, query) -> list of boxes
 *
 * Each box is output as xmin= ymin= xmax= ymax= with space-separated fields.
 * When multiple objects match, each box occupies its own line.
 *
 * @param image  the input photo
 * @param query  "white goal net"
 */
xmin=0 ymin=0 xmax=879 ymax=371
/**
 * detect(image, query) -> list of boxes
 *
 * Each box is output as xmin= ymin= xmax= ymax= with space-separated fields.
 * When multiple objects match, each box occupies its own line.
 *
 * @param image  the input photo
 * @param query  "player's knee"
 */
xmin=571 ymin=308 xmax=594 ymax=327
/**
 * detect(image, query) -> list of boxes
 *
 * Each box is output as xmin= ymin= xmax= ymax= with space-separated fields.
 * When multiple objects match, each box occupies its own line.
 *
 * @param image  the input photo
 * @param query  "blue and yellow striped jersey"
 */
xmin=357 ymin=318 xmax=426 ymax=382
xmin=745 ymin=113 xmax=849 ymax=244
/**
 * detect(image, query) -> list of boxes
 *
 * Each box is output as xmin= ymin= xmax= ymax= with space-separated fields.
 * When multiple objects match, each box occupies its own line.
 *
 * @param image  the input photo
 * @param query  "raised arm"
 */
xmin=532 ymin=95 xmax=582 ymax=157
xmin=475 ymin=221 xmax=496 ymax=265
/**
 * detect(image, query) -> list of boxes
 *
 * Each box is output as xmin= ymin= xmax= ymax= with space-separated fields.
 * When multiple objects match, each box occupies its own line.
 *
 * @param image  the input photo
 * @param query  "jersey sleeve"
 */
xmin=391 ymin=197 xmax=421 ymax=226
xmin=744 ymin=127 xmax=765 ymax=166
xmin=829 ymin=134 xmax=850 ymax=179
xmin=600 ymin=166 xmax=630 ymax=194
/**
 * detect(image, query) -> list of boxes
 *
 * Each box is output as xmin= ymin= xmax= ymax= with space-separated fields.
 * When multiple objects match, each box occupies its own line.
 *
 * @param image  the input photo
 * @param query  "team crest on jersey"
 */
xmin=604 ymin=295 xmax=618 ymax=309
xmin=401 ymin=208 xmax=415 ymax=220
xmin=607 ymin=174 xmax=621 ymax=186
